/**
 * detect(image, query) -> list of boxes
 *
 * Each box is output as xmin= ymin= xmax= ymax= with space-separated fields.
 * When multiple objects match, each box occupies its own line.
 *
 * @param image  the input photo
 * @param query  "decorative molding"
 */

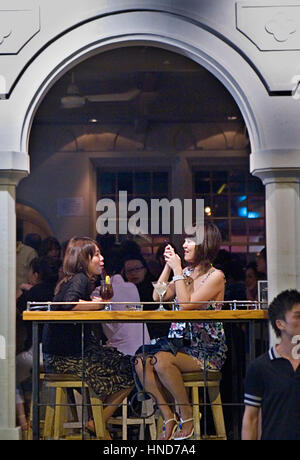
xmin=265 ymin=11 xmax=296 ymax=42
xmin=236 ymin=2 xmax=300 ymax=50
xmin=0 ymin=27 xmax=11 ymax=45
xmin=0 ymin=4 xmax=40 ymax=54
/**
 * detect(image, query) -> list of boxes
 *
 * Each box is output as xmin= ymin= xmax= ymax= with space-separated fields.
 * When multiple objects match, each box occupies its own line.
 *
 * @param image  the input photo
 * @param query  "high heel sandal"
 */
xmin=160 ymin=415 xmax=179 ymax=440
xmin=172 ymin=417 xmax=194 ymax=440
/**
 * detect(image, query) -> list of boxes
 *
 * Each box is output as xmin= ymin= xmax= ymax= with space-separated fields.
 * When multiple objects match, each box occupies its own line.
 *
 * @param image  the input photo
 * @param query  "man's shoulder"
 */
xmin=247 ymin=350 xmax=270 ymax=371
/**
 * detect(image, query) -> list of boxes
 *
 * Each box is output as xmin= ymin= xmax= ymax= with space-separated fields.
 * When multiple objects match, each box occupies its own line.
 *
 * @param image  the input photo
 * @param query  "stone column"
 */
xmin=0 ymin=166 xmax=28 ymax=440
xmin=252 ymin=167 xmax=300 ymax=345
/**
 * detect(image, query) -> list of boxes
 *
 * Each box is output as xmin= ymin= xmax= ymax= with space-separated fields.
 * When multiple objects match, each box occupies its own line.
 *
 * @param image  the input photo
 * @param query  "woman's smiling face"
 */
xmin=88 ymin=246 xmax=104 ymax=276
xmin=182 ymin=238 xmax=196 ymax=264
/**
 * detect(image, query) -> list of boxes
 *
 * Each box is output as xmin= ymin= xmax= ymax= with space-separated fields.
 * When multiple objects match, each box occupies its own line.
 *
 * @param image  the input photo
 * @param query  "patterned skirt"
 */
xmin=43 ymin=340 xmax=134 ymax=398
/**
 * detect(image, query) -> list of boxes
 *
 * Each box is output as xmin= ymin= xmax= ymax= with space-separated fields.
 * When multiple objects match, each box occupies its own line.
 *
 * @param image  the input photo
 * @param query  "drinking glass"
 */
xmin=99 ymin=279 xmax=114 ymax=311
xmin=152 ymin=281 xmax=169 ymax=311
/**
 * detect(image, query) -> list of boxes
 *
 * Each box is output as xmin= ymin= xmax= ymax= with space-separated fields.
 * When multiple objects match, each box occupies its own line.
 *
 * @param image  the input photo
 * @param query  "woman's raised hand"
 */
xmin=164 ymin=245 xmax=181 ymax=272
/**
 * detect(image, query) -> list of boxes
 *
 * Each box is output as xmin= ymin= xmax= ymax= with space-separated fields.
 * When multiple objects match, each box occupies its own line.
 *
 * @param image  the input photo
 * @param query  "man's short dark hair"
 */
xmin=268 ymin=289 xmax=300 ymax=337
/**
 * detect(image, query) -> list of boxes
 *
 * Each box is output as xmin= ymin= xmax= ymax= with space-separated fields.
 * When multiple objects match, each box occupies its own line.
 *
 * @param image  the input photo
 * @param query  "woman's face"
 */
xmin=47 ymin=247 xmax=61 ymax=260
xmin=28 ymin=268 xmax=39 ymax=286
xmin=124 ymin=259 xmax=146 ymax=285
xmin=88 ymin=247 xmax=104 ymax=276
xmin=182 ymin=238 xmax=196 ymax=264
xmin=245 ymin=268 xmax=257 ymax=289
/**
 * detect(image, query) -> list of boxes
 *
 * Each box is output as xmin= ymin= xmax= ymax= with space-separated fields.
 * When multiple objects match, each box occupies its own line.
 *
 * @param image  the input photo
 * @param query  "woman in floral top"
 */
xmin=135 ymin=223 xmax=227 ymax=440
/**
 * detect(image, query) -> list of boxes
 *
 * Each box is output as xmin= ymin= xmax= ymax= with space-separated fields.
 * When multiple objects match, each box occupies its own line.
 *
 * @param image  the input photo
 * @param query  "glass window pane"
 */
xmin=248 ymin=178 xmax=264 ymax=194
xmin=212 ymin=181 xmax=228 ymax=194
xmin=212 ymin=171 xmax=228 ymax=181
xmin=135 ymin=172 xmax=151 ymax=195
xmin=212 ymin=195 xmax=228 ymax=217
xmin=229 ymin=171 xmax=246 ymax=193
xmin=231 ymin=246 xmax=247 ymax=253
xmin=152 ymin=172 xmax=168 ymax=194
xmin=248 ymin=219 xmax=265 ymax=244
xmin=231 ymin=195 xmax=247 ymax=217
xmin=231 ymin=219 xmax=247 ymax=243
xmin=248 ymin=196 xmax=265 ymax=218
xmin=213 ymin=219 xmax=229 ymax=242
xmin=203 ymin=196 xmax=212 ymax=217
xmin=194 ymin=171 xmax=210 ymax=194
xmin=118 ymin=173 xmax=133 ymax=194
xmin=99 ymin=172 xmax=115 ymax=195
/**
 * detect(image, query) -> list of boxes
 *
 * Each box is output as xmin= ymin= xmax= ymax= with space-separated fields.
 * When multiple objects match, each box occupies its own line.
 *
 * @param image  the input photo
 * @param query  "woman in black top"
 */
xmin=42 ymin=237 xmax=134 ymax=428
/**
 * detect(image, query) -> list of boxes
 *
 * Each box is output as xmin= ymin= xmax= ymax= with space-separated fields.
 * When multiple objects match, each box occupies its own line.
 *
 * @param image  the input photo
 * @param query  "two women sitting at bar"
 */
xmin=135 ymin=222 xmax=227 ymax=440
xmin=42 ymin=237 xmax=134 ymax=436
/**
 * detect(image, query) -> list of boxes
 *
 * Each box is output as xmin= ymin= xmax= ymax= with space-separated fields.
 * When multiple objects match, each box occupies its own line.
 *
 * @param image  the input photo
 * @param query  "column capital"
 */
xmin=0 ymin=151 xmax=29 ymax=169
xmin=250 ymin=149 xmax=300 ymax=185
xmin=251 ymin=168 xmax=300 ymax=186
xmin=0 ymin=151 xmax=29 ymax=186
xmin=0 ymin=169 xmax=28 ymax=186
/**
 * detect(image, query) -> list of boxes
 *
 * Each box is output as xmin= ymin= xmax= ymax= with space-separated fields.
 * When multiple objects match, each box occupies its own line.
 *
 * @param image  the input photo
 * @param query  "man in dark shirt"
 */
xmin=242 ymin=289 xmax=300 ymax=440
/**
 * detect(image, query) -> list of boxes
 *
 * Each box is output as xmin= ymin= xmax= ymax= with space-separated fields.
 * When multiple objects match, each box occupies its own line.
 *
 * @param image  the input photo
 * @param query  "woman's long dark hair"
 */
xmin=190 ymin=222 xmax=222 ymax=271
xmin=55 ymin=237 xmax=99 ymax=294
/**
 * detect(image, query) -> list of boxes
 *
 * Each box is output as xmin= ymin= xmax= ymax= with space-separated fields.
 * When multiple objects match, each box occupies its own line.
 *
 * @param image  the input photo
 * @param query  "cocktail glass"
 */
xmin=152 ymin=281 xmax=169 ymax=311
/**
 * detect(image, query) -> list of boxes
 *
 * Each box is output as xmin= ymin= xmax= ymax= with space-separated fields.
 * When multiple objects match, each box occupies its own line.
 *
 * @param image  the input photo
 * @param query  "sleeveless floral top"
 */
xmin=168 ymin=268 xmax=227 ymax=370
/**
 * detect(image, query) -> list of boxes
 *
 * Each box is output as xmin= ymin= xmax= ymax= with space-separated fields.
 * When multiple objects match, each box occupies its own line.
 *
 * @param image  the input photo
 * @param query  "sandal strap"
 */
xmin=163 ymin=416 xmax=178 ymax=426
xmin=178 ymin=417 xmax=194 ymax=428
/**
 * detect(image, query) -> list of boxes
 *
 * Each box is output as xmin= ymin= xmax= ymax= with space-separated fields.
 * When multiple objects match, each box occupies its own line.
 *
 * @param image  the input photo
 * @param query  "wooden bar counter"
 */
xmin=23 ymin=309 xmax=268 ymax=322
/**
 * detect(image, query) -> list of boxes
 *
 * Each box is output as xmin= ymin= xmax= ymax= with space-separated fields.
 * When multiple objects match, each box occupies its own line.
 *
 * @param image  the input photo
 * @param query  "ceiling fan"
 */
xmin=60 ymin=72 xmax=142 ymax=109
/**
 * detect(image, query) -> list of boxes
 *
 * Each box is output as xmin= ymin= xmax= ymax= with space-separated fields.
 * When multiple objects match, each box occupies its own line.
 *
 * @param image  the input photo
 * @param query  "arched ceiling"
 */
xmin=33 ymin=46 xmax=243 ymax=127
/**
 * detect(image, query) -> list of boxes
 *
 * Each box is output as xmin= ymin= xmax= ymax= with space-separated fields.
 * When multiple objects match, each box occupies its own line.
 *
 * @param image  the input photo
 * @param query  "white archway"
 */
xmin=3 ymin=11 xmax=265 ymax=157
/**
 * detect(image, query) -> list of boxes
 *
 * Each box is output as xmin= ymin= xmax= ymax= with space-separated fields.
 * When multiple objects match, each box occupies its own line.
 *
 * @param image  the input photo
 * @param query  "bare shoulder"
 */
xmin=210 ymin=268 xmax=225 ymax=282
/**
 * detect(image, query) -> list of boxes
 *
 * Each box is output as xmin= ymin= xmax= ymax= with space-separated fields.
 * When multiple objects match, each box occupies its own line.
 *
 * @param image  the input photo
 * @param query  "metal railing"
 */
xmin=26 ymin=299 xmax=268 ymax=311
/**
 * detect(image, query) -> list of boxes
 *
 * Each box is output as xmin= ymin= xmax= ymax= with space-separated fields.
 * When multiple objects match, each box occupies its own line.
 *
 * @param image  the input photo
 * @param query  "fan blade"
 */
xmin=86 ymin=88 xmax=141 ymax=103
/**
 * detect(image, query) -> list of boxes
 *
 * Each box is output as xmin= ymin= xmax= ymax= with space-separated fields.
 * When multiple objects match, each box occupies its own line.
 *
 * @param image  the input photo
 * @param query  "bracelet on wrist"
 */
xmin=172 ymin=274 xmax=185 ymax=282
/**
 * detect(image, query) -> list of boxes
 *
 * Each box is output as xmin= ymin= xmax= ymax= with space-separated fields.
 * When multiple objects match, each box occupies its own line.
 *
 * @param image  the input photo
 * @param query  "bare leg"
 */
xmin=86 ymin=387 xmax=133 ymax=440
xmin=135 ymin=356 xmax=177 ymax=439
xmin=154 ymin=351 xmax=203 ymax=439
xmin=103 ymin=387 xmax=133 ymax=422
xmin=16 ymin=402 xmax=28 ymax=431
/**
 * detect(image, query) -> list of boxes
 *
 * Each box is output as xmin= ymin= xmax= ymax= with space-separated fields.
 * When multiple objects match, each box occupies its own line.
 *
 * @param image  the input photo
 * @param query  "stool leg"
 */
xmin=53 ymin=387 xmax=66 ymax=439
xmin=27 ymin=399 xmax=33 ymax=440
xmin=144 ymin=398 xmax=157 ymax=440
xmin=122 ymin=397 xmax=128 ymax=440
xmin=191 ymin=386 xmax=201 ymax=440
xmin=208 ymin=385 xmax=226 ymax=440
xmin=156 ymin=414 xmax=163 ymax=439
xmin=43 ymin=403 xmax=55 ymax=439
xmin=138 ymin=400 xmax=147 ymax=441
xmin=89 ymin=390 xmax=106 ymax=439
xmin=43 ymin=385 xmax=56 ymax=439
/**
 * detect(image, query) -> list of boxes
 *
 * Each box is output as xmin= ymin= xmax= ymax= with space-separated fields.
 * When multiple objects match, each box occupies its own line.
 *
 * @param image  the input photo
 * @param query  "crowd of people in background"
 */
xmin=15 ymin=229 xmax=268 ymax=437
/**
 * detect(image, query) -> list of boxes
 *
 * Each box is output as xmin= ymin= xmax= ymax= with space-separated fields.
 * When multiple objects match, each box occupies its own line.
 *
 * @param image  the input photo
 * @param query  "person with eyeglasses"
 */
xmin=122 ymin=253 xmax=170 ymax=340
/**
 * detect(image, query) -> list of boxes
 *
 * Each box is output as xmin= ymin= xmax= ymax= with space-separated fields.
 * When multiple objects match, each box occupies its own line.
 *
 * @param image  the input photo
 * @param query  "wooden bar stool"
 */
xmin=107 ymin=396 xmax=157 ymax=440
xmin=42 ymin=374 xmax=106 ymax=440
xmin=182 ymin=370 xmax=226 ymax=440
xmin=27 ymin=373 xmax=45 ymax=440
